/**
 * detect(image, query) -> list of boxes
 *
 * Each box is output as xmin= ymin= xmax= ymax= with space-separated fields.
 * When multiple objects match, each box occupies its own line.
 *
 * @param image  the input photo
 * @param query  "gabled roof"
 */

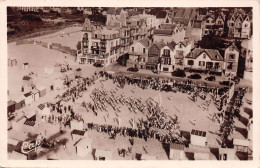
xmin=167 ymin=41 xmax=177 ymax=51
xmin=139 ymin=38 xmax=150 ymax=48
xmin=154 ymin=41 xmax=166 ymax=49
xmin=225 ymin=42 xmax=239 ymax=52
xmin=154 ymin=29 xmax=173 ymax=35
xmin=160 ymin=24 xmax=177 ymax=30
xmin=155 ymin=11 xmax=167 ymax=19
xmin=172 ymin=18 xmax=190 ymax=26
xmin=178 ymin=40 xmax=189 ymax=47
xmin=170 ymin=143 xmax=185 ymax=150
xmin=186 ymin=48 xmax=224 ymax=61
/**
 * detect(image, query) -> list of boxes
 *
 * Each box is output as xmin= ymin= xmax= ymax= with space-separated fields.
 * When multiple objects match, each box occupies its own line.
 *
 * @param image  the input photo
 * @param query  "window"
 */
xmin=179 ymin=44 xmax=182 ymax=48
xmin=188 ymin=60 xmax=194 ymax=65
xmin=132 ymin=47 xmax=134 ymax=52
xmin=163 ymin=67 xmax=169 ymax=71
xmin=229 ymin=54 xmax=235 ymax=59
xmin=244 ymin=24 xmax=248 ymax=28
xmin=95 ymin=34 xmax=97 ymax=38
xmin=111 ymin=42 xmax=113 ymax=47
xmin=199 ymin=61 xmax=205 ymax=66
xmin=206 ymin=20 xmax=210 ymax=23
xmin=163 ymin=49 xmax=170 ymax=56
xmin=83 ymin=42 xmax=87 ymax=47
xmin=142 ymin=58 xmax=145 ymax=62
xmin=143 ymin=48 xmax=146 ymax=54
xmin=218 ymin=21 xmax=222 ymax=25
xmin=227 ymin=62 xmax=233 ymax=70
xmin=229 ymin=47 xmax=234 ymax=51
xmin=231 ymin=23 xmax=234 ymax=26
xmin=116 ymin=41 xmax=118 ymax=46
xmin=203 ymin=54 xmax=206 ymax=59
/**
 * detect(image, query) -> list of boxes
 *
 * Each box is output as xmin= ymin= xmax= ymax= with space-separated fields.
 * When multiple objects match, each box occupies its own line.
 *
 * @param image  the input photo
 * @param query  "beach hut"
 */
xmin=70 ymin=120 xmax=84 ymax=130
xmin=75 ymin=68 xmax=82 ymax=78
xmin=37 ymin=86 xmax=47 ymax=97
xmin=44 ymin=66 xmax=54 ymax=75
xmin=9 ymin=58 xmax=17 ymax=66
xmin=22 ymin=76 xmax=33 ymax=86
xmin=75 ymin=137 xmax=92 ymax=157
xmin=14 ymin=97 xmax=25 ymax=110
xmin=37 ymin=104 xmax=50 ymax=117
xmin=194 ymin=152 xmax=210 ymax=160
xmin=23 ymin=92 xmax=33 ymax=105
xmin=71 ymin=129 xmax=87 ymax=142
xmin=219 ymin=148 xmax=236 ymax=160
xmin=9 ymin=151 xmax=28 ymax=160
xmin=30 ymin=89 xmax=40 ymax=101
xmin=169 ymin=143 xmax=185 ymax=160
xmin=94 ymin=149 xmax=113 ymax=160
xmin=8 ymin=100 xmax=16 ymax=113
xmin=140 ymin=154 xmax=157 ymax=160
xmin=190 ymin=129 xmax=207 ymax=146
xmin=233 ymin=139 xmax=250 ymax=153
xmin=22 ymin=63 xmax=29 ymax=70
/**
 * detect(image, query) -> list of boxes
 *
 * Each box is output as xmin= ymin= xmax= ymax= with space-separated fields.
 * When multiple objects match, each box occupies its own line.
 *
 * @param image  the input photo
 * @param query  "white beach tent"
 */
xmin=70 ymin=120 xmax=84 ymax=130
xmin=30 ymin=89 xmax=40 ymax=101
xmin=75 ymin=137 xmax=92 ymax=157
xmin=22 ymin=62 xmax=29 ymax=70
xmin=37 ymin=86 xmax=47 ymax=97
xmin=23 ymin=92 xmax=33 ymax=105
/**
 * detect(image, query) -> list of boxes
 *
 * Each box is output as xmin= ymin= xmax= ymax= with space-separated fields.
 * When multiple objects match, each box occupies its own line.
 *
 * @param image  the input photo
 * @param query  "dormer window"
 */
xmin=203 ymin=54 xmax=206 ymax=59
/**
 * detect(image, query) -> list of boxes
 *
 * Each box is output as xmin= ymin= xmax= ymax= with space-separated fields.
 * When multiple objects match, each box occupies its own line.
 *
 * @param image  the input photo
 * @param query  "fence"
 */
xmin=16 ymin=39 xmax=77 ymax=57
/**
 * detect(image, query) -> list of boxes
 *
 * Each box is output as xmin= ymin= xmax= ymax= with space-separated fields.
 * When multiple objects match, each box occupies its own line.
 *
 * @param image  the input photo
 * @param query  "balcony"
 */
xmin=91 ymin=46 xmax=99 ymax=50
xmin=100 ymin=46 xmax=106 ymax=51
xmin=161 ymin=54 xmax=170 ymax=57
xmin=100 ymin=39 xmax=107 ymax=44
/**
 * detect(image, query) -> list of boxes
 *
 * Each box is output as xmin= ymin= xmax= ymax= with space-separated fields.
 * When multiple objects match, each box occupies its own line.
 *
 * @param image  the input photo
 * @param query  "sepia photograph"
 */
xmin=6 ymin=6 xmax=254 ymax=161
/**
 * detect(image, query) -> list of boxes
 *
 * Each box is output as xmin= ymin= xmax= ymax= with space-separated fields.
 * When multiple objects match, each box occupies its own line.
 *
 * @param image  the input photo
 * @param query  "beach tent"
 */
xmin=37 ymin=86 xmax=47 ymax=97
xmin=190 ymin=129 xmax=207 ymax=146
xmin=140 ymin=154 xmax=157 ymax=160
xmin=71 ymin=129 xmax=87 ymax=142
xmin=194 ymin=152 xmax=210 ymax=160
xmin=75 ymin=137 xmax=92 ymax=157
xmin=22 ymin=76 xmax=33 ymax=86
xmin=169 ymin=143 xmax=185 ymax=160
xmin=9 ymin=151 xmax=28 ymax=160
xmin=22 ymin=63 xmax=29 ymax=70
xmin=37 ymin=104 xmax=51 ymax=117
xmin=23 ymin=92 xmax=33 ymax=105
xmin=44 ymin=66 xmax=54 ymax=75
xmin=70 ymin=120 xmax=84 ymax=131
xmin=9 ymin=58 xmax=17 ymax=66
xmin=233 ymin=139 xmax=249 ymax=153
xmin=219 ymin=148 xmax=235 ymax=160
xmin=8 ymin=100 xmax=16 ymax=113
xmin=94 ymin=149 xmax=113 ymax=160
xmin=14 ymin=96 xmax=25 ymax=110
xmin=30 ymin=89 xmax=40 ymax=101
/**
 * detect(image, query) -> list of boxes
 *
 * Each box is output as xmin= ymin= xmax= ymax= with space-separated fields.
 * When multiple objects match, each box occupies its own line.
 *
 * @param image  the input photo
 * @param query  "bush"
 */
xmin=21 ymin=15 xmax=42 ymax=22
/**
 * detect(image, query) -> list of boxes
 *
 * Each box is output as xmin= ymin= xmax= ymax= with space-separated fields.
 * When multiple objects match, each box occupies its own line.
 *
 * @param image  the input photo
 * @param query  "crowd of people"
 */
xmin=31 ymin=70 xmax=249 ymax=153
